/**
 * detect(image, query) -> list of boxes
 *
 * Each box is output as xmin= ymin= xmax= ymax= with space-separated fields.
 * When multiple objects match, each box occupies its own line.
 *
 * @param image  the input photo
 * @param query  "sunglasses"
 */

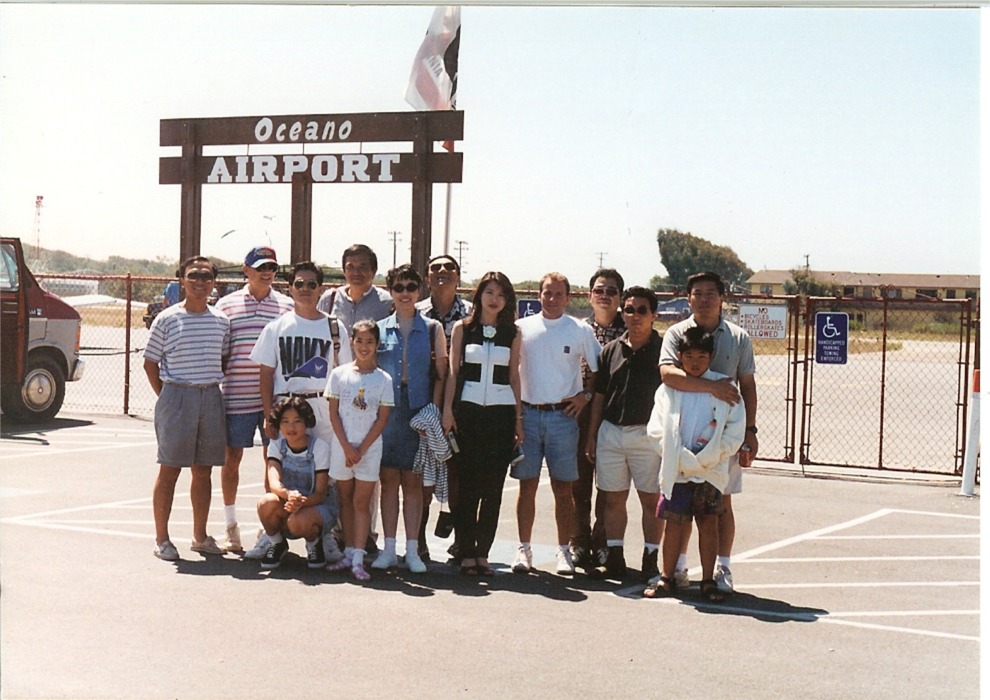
xmin=184 ymin=271 xmax=215 ymax=282
xmin=391 ymin=282 xmax=420 ymax=294
xmin=592 ymin=286 xmax=619 ymax=297
xmin=292 ymin=279 xmax=319 ymax=290
xmin=429 ymin=261 xmax=457 ymax=273
xmin=256 ymin=263 xmax=279 ymax=273
xmin=622 ymin=305 xmax=652 ymax=316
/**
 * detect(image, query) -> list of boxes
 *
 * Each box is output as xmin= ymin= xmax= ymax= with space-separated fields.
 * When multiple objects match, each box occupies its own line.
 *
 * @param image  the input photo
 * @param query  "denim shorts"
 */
xmin=381 ymin=386 xmax=421 ymax=471
xmin=226 ymin=411 xmax=268 ymax=449
xmin=511 ymin=406 xmax=579 ymax=482
xmin=657 ymin=481 xmax=725 ymax=523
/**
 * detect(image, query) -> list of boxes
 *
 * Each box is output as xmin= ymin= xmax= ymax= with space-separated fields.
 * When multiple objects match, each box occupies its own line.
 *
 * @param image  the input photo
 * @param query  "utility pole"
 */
xmin=595 ymin=251 xmax=607 ymax=268
xmin=388 ymin=230 xmax=402 ymax=268
xmin=34 ymin=195 xmax=43 ymax=259
xmin=454 ymin=239 xmax=469 ymax=276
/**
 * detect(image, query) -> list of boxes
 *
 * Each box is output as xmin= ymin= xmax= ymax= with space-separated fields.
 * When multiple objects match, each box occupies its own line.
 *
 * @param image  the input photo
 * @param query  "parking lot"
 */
xmin=0 ymin=413 xmax=981 ymax=699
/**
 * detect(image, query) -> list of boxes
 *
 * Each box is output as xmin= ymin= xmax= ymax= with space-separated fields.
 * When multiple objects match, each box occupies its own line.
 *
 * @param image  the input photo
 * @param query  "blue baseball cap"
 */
xmin=245 ymin=246 xmax=278 ymax=269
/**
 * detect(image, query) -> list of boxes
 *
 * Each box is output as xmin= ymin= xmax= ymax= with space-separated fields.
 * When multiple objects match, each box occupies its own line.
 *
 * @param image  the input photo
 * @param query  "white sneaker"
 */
xmin=674 ymin=567 xmax=691 ymax=589
xmin=714 ymin=565 xmax=734 ymax=593
xmin=371 ymin=549 xmax=398 ymax=570
xmin=404 ymin=550 xmax=427 ymax=574
xmin=511 ymin=545 xmax=532 ymax=574
xmin=323 ymin=534 xmax=344 ymax=563
xmin=244 ymin=529 xmax=271 ymax=560
xmin=154 ymin=540 xmax=179 ymax=561
xmin=190 ymin=535 xmax=226 ymax=555
xmin=555 ymin=547 xmax=575 ymax=575
xmin=222 ymin=524 xmax=244 ymax=555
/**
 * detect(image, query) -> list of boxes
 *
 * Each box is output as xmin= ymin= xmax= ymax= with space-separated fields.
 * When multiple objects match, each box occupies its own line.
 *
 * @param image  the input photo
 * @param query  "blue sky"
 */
xmin=0 ymin=4 xmax=981 ymax=287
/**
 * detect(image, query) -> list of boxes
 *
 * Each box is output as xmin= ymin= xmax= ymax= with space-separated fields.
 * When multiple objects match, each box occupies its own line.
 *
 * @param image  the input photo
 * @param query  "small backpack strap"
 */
xmin=327 ymin=315 xmax=340 ymax=367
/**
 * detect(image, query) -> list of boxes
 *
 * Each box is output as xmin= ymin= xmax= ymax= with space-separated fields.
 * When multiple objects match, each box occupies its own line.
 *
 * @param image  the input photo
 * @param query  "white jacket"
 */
xmin=646 ymin=370 xmax=746 ymax=498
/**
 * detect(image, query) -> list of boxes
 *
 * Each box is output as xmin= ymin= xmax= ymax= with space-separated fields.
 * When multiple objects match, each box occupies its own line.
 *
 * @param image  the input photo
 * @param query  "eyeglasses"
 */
xmin=256 ymin=263 xmax=279 ymax=273
xmin=184 ymin=271 xmax=214 ymax=282
xmin=292 ymin=279 xmax=319 ymax=290
xmin=622 ymin=305 xmax=652 ymax=316
xmin=592 ymin=286 xmax=619 ymax=297
xmin=429 ymin=261 xmax=457 ymax=273
xmin=391 ymin=282 xmax=420 ymax=294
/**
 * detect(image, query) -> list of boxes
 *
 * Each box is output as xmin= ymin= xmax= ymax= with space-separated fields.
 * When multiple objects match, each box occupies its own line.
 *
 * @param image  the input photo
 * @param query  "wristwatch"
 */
xmin=746 ymin=426 xmax=758 ymax=435
xmin=582 ymin=390 xmax=593 ymax=402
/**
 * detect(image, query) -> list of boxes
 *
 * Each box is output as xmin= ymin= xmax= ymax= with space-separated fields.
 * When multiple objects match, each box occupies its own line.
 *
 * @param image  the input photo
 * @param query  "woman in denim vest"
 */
xmin=372 ymin=264 xmax=447 ymax=573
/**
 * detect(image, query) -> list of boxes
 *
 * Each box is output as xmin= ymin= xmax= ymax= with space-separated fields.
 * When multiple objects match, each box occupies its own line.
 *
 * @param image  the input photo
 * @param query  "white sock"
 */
xmin=606 ymin=539 xmax=623 ymax=548
xmin=406 ymin=539 xmax=419 ymax=557
xmin=269 ymin=533 xmax=284 ymax=544
xmin=520 ymin=542 xmax=531 ymax=550
xmin=224 ymin=504 xmax=236 ymax=527
xmin=384 ymin=537 xmax=397 ymax=553
xmin=644 ymin=543 xmax=659 ymax=554
xmin=676 ymin=554 xmax=688 ymax=570
xmin=351 ymin=549 xmax=367 ymax=567
xmin=718 ymin=555 xmax=731 ymax=569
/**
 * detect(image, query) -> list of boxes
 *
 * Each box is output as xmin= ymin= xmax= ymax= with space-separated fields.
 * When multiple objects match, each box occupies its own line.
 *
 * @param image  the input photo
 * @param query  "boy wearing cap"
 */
xmin=214 ymin=246 xmax=294 ymax=555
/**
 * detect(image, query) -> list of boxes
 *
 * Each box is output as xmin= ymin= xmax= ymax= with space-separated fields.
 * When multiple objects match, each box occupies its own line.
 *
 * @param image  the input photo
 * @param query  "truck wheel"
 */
xmin=0 ymin=355 xmax=66 ymax=422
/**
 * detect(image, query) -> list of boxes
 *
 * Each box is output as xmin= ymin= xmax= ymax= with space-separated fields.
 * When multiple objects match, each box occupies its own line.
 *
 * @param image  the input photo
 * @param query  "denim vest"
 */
xmin=377 ymin=312 xmax=434 ymax=410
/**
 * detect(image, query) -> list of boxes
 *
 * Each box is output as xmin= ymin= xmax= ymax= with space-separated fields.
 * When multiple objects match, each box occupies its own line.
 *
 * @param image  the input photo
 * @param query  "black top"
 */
xmin=594 ymin=330 xmax=663 ymax=426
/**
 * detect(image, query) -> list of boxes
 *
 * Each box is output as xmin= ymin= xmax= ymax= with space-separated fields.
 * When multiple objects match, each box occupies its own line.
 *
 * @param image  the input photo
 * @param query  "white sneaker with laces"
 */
xmin=511 ymin=545 xmax=533 ymax=574
xmin=404 ymin=550 xmax=427 ymax=574
xmin=244 ymin=530 xmax=271 ymax=560
xmin=371 ymin=549 xmax=398 ymax=570
xmin=555 ymin=547 xmax=575 ymax=575
xmin=714 ymin=565 xmax=734 ymax=593
xmin=154 ymin=540 xmax=179 ymax=561
xmin=323 ymin=534 xmax=344 ymax=563
xmin=190 ymin=535 xmax=226 ymax=555
xmin=223 ymin=524 xmax=244 ymax=554
xmin=674 ymin=567 xmax=691 ymax=589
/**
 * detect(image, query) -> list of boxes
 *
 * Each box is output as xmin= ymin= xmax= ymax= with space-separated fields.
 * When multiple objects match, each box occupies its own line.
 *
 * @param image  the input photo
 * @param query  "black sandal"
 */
xmin=699 ymin=579 xmax=726 ymax=603
xmin=643 ymin=575 xmax=676 ymax=598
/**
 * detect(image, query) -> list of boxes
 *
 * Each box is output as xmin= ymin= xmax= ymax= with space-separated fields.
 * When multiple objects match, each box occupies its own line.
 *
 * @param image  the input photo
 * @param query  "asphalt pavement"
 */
xmin=0 ymin=413 xmax=981 ymax=699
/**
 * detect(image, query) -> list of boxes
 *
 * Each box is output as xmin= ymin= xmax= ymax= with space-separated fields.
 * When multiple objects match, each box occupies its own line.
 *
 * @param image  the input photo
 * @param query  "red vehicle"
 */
xmin=1 ymin=237 xmax=85 ymax=422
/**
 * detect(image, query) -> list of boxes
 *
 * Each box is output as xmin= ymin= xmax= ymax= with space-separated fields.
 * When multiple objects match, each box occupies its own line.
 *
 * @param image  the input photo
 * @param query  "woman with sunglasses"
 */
xmin=441 ymin=271 xmax=523 ymax=575
xmin=372 ymin=264 xmax=448 ymax=573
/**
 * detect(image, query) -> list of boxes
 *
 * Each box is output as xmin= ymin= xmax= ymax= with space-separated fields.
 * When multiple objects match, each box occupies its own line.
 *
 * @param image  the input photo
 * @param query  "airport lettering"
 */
xmin=206 ymin=153 xmax=401 ymax=184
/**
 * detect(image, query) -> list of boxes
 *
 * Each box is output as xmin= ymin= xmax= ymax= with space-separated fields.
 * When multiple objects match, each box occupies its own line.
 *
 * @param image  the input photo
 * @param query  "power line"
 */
xmin=454 ymin=239 xmax=469 ymax=276
xmin=388 ymin=230 xmax=402 ymax=268
xmin=595 ymin=251 xmax=607 ymax=268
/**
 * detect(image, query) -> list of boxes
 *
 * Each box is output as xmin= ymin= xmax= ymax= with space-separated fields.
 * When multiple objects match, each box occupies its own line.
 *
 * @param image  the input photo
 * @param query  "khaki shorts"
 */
xmin=594 ymin=421 xmax=660 ymax=493
xmin=155 ymin=383 xmax=226 ymax=467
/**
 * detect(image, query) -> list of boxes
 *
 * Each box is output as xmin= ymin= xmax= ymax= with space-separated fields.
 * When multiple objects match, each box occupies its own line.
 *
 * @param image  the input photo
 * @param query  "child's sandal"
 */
xmin=643 ymin=575 xmax=676 ymax=599
xmin=699 ymin=578 xmax=726 ymax=603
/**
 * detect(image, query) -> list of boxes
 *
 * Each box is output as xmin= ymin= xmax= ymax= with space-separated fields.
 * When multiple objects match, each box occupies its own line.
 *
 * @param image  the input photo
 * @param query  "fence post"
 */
xmin=124 ymin=274 xmax=132 ymax=415
xmin=959 ymin=369 xmax=980 ymax=496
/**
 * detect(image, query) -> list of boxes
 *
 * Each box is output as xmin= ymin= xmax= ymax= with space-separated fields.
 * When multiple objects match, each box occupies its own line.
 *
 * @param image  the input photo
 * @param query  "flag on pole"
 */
xmin=405 ymin=6 xmax=461 ymax=115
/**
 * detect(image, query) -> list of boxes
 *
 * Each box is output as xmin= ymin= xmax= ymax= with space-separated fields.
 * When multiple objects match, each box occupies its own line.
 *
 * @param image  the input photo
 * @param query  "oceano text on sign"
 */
xmin=254 ymin=117 xmax=353 ymax=143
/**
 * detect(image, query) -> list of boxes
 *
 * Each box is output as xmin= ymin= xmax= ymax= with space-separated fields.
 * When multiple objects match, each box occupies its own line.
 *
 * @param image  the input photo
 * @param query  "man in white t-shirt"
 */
xmin=512 ymin=272 xmax=601 ymax=576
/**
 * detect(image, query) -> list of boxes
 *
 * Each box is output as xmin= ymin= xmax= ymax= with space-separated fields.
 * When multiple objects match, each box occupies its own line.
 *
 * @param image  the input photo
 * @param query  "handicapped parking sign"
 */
xmin=815 ymin=312 xmax=849 ymax=364
xmin=518 ymin=299 xmax=542 ymax=317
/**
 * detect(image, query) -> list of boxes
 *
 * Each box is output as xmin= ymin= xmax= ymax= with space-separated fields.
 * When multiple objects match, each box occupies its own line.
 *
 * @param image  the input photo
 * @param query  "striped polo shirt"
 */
xmin=144 ymin=303 xmax=230 ymax=385
xmin=215 ymin=285 xmax=294 ymax=413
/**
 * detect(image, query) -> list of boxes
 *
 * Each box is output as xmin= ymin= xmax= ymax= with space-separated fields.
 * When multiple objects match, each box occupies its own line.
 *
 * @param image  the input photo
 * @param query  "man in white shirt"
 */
xmin=512 ymin=272 xmax=601 ymax=576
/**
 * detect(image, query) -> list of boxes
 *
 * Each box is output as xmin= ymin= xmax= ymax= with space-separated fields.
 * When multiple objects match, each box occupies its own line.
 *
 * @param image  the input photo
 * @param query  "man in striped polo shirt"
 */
xmin=215 ymin=246 xmax=294 ymax=555
xmin=145 ymin=256 xmax=231 ymax=561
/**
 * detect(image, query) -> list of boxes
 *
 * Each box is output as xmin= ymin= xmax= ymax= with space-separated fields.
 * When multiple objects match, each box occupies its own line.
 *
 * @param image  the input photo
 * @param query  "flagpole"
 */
xmin=443 ymin=183 xmax=452 ymax=255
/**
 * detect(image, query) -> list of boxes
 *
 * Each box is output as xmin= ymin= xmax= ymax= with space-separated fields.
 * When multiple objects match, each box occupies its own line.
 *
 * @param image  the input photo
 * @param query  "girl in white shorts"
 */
xmin=325 ymin=320 xmax=394 ymax=581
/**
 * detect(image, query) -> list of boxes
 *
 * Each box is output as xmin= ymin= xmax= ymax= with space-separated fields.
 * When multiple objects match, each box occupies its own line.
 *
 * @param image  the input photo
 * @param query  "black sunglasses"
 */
xmin=391 ymin=282 xmax=420 ymax=294
xmin=429 ymin=261 xmax=458 ymax=273
xmin=185 ymin=271 xmax=215 ymax=282
xmin=592 ymin=286 xmax=619 ymax=297
xmin=256 ymin=263 xmax=279 ymax=273
xmin=622 ymin=305 xmax=652 ymax=316
xmin=292 ymin=279 xmax=319 ymax=290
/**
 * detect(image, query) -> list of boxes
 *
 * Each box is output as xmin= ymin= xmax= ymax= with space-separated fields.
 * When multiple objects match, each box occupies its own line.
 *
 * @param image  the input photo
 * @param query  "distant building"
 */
xmin=747 ymin=270 xmax=980 ymax=302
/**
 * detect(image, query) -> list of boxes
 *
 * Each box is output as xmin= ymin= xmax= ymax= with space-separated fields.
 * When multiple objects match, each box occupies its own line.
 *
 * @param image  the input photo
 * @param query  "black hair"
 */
xmin=351 ymin=319 xmax=381 ymax=343
xmin=686 ymin=271 xmax=726 ymax=296
xmin=290 ymin=261 xmax=324 ymax=286
xmin=589 ymin=268 xmax=624 ymax=294
xmin=342 ymin=244 xmax=378 ymax=272
xmin=466 ymin=271 xmax=517 ymax=330
xmin=621 ymin=286 xmax=658 ymax=312
xmin=269 ymin=396 xmax=317 ymax=429
xmin=386 ymin=263 xmax=422 ymax=288
xmin=176 ymin=256 xmax=219 ymax=279
xmin=678 ymin=326 xmax=715 ymax=355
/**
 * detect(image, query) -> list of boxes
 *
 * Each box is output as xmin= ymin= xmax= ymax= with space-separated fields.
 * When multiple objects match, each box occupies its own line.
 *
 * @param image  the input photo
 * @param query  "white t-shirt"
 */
xmin=516 ymin=313 xmax=600 ymax=404
xmin=324 ymin=364 xmax=395 ymax=445
xmin=250 ymin=312 xmax=353 ymax=395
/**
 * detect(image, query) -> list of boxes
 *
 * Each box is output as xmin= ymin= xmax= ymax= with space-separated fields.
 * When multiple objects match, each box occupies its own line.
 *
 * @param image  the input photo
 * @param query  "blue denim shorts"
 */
xmin=511 ymin=406 xmax=579 ymax=482
xmin=225 ymin=410 xmax=268 ymax=449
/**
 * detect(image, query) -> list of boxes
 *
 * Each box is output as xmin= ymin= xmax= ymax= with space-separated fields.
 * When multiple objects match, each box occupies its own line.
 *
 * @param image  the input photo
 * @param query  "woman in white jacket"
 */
xmin=644 ymin=327 xmax=745 ymax=601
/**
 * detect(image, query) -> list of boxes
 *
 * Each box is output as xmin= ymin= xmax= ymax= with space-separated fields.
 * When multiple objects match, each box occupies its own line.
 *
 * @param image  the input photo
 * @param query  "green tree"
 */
xmin=782 ymin=268 xmax=841 ymax=297
xmin=656 ymin=228 xmax=753 ymax=290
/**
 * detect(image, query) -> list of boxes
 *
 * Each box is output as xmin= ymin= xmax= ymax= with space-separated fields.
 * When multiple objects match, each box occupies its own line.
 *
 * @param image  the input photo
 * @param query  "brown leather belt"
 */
xmin=522 ymin=401 xmax=568 ymax=412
